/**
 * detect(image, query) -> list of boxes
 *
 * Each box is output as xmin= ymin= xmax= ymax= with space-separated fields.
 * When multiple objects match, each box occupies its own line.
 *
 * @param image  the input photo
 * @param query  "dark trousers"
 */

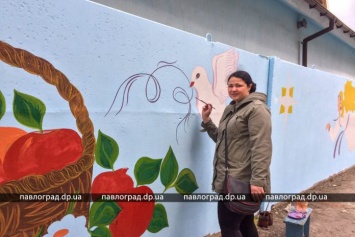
xmin=218 ymin=201 xmax=259 ymax=237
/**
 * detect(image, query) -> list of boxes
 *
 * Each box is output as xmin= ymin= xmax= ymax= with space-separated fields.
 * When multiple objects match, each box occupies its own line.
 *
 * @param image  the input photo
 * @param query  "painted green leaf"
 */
xmin=147 ymin=203 xmax=169 ymax=233
xmin=13 ymin=90 xmax=46 ymax=132
xmin=90 ymin=226 xmax=112 ymax=237
xmin=95 ymin=130 xmax=119 ymax=170
xmin=0 ymin=91 xmax=5 ymax=120
xmin=89 ymin=200 xmax=121 ymax=228
xmin=35 ymin=226 xmax=44 ymax=237
xmin=160 ymin=146 xmax=179 ymax=191
xmin=134 ymin=157 xmax=162 ymax=186
xmin=173 ymin=168 xmax=199 ymax=195
xmin=66 ymin=189 xmax=80 ymax=215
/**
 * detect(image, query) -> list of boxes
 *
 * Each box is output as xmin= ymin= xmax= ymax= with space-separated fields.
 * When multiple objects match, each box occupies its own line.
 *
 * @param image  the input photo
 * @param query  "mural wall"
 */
xmin=269 ymin=58 xmax=355 ymax=194
xmin=0 ymin=0 xmax=354 ymax=236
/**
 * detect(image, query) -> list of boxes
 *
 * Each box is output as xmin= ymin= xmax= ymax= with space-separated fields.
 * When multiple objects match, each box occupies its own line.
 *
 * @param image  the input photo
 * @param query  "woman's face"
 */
xmin=227 ymin=77 xmax=252 ymax=102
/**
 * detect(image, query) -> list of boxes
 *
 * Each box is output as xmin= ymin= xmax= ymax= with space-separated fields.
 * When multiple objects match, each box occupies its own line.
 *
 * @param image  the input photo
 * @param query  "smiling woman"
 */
xmin=200 ymin=70 xmax=272 ymax=237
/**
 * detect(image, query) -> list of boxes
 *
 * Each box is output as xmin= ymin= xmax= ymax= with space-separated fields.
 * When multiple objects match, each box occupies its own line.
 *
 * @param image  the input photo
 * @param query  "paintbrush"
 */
xmin=195 ymin=97 xmax=216 ymax=109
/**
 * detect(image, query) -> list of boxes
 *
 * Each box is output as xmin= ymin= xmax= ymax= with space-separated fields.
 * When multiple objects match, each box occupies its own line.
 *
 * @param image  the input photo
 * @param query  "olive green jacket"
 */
xmin=201 ymin=92 xmax=272 ymax=194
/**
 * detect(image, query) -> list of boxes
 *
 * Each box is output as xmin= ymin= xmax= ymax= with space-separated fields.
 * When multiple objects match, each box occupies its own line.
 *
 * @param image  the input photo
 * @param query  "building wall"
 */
xmin=1 ymin=0 xmax=355 ymax=236
xmin=91 ymin=0 xmax=355 ymax=79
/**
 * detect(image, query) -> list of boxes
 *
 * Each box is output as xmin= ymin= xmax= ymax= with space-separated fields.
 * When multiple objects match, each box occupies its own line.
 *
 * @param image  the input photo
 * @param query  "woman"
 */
xmin=201 ymin=70 xmax=272 ymax=237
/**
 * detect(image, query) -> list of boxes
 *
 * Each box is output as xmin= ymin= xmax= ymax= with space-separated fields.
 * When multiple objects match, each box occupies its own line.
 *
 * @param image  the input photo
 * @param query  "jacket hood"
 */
xmin=231 ymin=92 xmax=267 ymax=109
xmin=244 ymin=92 xmax=267 ymax=103
xmin=220 ymin=92 xmax=268 ymax=121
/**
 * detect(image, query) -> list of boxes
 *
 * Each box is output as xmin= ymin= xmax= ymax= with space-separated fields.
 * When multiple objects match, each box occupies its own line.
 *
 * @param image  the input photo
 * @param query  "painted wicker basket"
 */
xmin=0 ymin=40 xmax=95 ymax=237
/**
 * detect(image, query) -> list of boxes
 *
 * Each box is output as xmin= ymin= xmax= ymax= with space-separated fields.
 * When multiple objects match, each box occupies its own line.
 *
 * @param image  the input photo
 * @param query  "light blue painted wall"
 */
xmin=1 ymin=0 xmax=355 ymax=236
xmin=269 ymin=58 xmax=355 ymax=194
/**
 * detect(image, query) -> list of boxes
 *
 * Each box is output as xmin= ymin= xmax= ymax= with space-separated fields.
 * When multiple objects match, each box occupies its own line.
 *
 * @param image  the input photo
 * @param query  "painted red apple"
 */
xmin=2 ymin=128 xmax=83 ymax=183
xmin=91 ymin=168 xmax=155 ymax=237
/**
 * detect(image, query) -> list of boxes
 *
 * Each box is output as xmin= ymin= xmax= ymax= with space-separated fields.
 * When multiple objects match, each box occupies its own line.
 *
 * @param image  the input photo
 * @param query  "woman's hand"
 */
xmin=250 ymin=185 xmax=265 ymax=202
xmin=202 ymin=104 xmax=212 ymax=123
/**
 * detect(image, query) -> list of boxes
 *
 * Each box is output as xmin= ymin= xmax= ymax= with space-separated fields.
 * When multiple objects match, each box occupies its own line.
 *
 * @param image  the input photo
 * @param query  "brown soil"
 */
xmin=205 ymin=165 xmax=355 ymax=237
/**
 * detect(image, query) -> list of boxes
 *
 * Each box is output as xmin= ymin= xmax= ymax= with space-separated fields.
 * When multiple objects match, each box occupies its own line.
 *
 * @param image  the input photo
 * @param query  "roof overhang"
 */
xmin=279 ymin=0 xmax=355 ymax=48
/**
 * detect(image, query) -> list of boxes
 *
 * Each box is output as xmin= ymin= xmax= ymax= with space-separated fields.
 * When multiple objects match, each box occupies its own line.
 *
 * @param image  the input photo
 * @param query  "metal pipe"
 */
xmin=302 ymin=19 xmax=334 ymax=67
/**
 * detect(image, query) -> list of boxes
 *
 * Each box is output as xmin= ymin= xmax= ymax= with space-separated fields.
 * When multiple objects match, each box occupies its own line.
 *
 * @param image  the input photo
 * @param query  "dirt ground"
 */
xmin=206 ymin=165 xmax=355 ymax=237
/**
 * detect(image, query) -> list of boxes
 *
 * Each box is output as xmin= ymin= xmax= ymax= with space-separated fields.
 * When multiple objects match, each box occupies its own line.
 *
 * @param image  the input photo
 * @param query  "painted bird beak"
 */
xmin=189 ymin=81 xmax=195 ymax=87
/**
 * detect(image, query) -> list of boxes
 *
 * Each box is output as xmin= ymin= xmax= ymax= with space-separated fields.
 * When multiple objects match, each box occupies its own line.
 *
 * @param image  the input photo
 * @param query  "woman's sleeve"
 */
xmin=248 ymin=103 xmax=272 ymax=187
xmin=201 ymin=120 xmax=218 ymax=143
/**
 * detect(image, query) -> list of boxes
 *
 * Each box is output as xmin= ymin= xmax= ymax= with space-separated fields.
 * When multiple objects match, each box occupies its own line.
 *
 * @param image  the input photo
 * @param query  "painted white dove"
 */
xmin=190 ymin=48 xmax=239 ymax=125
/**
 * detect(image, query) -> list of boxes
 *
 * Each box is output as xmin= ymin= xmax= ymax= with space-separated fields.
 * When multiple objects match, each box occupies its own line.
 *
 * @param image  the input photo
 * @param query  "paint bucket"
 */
xmin=257 ymin=211 xmax=273 ymax=228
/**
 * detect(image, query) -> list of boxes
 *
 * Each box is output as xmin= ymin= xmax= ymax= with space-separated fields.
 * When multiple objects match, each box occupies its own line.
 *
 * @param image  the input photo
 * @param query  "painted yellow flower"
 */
xmin=44 ymin=214 xmax=89 ymax=237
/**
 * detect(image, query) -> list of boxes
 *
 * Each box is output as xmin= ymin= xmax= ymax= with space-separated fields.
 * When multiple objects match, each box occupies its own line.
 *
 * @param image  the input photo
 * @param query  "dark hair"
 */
xmin=227 ymin=70 xmax=257 ymax=93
